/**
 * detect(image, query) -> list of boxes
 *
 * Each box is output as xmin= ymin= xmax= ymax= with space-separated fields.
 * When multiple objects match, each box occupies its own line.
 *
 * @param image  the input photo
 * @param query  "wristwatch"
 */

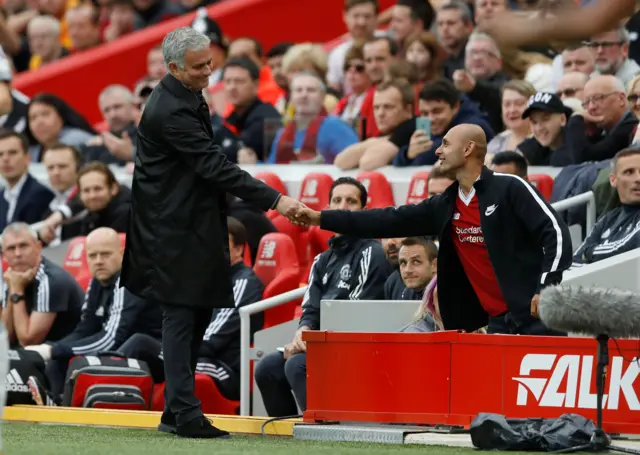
xmin=9 ymin=293 xmax=24 ymax=303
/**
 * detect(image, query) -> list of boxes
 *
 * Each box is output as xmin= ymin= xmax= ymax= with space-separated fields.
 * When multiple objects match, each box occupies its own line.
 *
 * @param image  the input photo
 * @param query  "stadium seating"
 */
xmin=356 ymin=171 xmax=396 ymax=208
xmin=151 ymin=374 xmax=240 ymax=415
xmin=62 ymin=237 xmax=92 ymax=291
xmin=528 ymin=174 xmax=554 ymax=201
xmin=270 ymin=214 xmax=309 ymax=270
xmin=307 ymin=225 xmax=333 ymax=266
xmin=255 ymin=171 xmax=288 ymax=220
xmin=244 ymin=243 xmax=253 ymax=267
xmin=406 ymin=171 xmax=430 ymax=205
xmin=253 ymin=233 xmax=302 ymax=328
xmin=299 ymin=173 xmax=334 ymax=211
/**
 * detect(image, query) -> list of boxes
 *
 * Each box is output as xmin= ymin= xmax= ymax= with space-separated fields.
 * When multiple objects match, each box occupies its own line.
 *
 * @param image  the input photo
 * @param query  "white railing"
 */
xmin=550 ymin=191 xmax=597 ymax=236
xmin=238 ymin=286 xmax=307 ymax=416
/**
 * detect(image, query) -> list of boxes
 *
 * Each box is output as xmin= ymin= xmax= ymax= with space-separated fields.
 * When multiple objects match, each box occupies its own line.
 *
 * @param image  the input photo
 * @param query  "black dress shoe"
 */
xmin=158 ymin=410 xmax=177 ymax=434
xmin=176 ymin=416 xmax=230 ymax=439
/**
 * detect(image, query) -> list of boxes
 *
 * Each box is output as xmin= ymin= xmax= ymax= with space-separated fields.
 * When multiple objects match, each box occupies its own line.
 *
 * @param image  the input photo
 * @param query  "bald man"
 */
xmin=25 ymin=227 xmax=162 ymax=405
xmin=556 ymin=72 xmax=588 ymax=102
xmin=294 ymin=124 xmax=573 ymax=335
xmin=565 ymin=75 xmax=638 ymax=163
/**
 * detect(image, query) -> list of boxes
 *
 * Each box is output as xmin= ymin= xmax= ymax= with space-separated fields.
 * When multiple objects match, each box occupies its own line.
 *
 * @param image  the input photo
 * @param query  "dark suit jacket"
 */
xmin=0 ymin=174 xmax=54 ymax=231
xmin=121 ymin=74 xmax=281 ymax=308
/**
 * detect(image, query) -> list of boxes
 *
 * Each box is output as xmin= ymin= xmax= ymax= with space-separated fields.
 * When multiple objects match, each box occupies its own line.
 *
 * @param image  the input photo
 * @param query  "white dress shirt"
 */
xmin=3 ymin=172 xmax=28 ymax=224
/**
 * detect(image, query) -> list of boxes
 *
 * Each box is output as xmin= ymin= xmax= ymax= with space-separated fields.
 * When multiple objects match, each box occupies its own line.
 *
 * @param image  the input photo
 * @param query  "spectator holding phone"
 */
xmin=394 ymin=79 xmax=494 ymax=166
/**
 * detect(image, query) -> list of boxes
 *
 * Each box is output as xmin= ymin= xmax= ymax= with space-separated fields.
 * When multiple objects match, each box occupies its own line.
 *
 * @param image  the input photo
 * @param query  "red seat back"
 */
xmin=406 ymin=171 xmax=430 ymax=205
xmin=63 ymin=236 xmax=92 ymax=290
xmin=253 ymin=233 xmax=300 ymax=286
xmin=528 ymin=174 xmax=554 ymax=201
xmin=243 ymin=242 xmax=252 ymax=267
xmin=262 ymin=268 xmax=303 ymax=328
xmin=299 ymin=173 xmax=334 ymax=211
xmin=119 ymin=233 xmax=126 ymax=249
xmin=255 ymin=171 xmax=288 ymax=220
xmin=270 ymin=215 xmax=309 ymax=270
xmin=356 ymin=171 xmax=395 ymax=208
xmin=195 ymin=374 xmax=239 ymax=415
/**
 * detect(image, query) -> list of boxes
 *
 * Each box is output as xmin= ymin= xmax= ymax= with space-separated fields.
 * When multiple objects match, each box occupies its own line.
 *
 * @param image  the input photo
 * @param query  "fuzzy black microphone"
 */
xmin=539 ymin=285 xmax=640 ymax=338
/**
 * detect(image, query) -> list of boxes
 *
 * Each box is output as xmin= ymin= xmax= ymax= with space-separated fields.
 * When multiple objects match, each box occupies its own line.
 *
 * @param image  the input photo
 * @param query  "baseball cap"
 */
xmin=192 ymin=7 xmax=228 ymax=52
xmin=522 ymin=92 xmax=573 ymax=119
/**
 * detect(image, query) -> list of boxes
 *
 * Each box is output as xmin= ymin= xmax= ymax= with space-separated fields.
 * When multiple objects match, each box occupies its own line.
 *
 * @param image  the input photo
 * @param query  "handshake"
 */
xmin=275 ymin=195 xmax=320 ymax=228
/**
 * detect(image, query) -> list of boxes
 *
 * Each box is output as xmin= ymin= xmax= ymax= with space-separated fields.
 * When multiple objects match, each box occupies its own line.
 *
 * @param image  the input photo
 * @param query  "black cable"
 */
xmin=260 ymin=414 xmax=302 ymax=437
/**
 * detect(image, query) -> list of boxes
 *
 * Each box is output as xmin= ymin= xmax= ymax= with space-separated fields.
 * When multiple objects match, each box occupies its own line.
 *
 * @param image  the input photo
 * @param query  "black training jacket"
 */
xmin=320 ymin=167 xmax=573 ymax=332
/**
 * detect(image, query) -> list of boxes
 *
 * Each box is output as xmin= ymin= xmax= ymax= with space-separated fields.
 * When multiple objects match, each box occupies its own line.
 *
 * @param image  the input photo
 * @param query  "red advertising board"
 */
xmin=303 ymin=331 xmax=640 ymax=434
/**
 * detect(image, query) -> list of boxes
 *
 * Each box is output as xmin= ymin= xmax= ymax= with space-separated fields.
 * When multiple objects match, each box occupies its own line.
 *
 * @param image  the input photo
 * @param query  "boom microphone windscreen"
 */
xmin=538 ymin=285 xmax=640 ymax=338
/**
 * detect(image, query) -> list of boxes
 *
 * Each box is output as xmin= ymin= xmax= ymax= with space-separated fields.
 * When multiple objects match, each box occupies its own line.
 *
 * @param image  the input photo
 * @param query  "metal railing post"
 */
xmin=551 ymin=191 xmax=597 ymax=237
xmin=238 ymin=286 xmax=307 ymax=416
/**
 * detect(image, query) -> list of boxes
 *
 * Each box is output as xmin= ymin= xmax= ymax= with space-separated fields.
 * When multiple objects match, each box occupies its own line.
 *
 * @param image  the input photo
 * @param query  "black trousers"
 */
xmin=159 ymin=302 xmax=212 ymax=426
xmin=488 ymin=312 xmax=567 ymax=336
xmin=118 ymin=333 xmax=240 ymax=400
xmin=254 ymin=351 xmax=306 ymax=417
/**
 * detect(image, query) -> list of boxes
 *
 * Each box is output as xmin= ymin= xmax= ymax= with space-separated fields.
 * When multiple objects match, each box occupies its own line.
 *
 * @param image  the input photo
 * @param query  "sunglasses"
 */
xmin=556 ymin=88 xmax=579 ymax=98
xmin=344 ymin=62 xmax=365 ymax=73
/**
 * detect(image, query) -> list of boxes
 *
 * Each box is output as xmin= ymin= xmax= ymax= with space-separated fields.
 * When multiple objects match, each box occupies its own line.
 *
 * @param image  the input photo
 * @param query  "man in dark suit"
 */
xmin=121 ymin=27 xmax=302 ymax=439
xmin=0 ymin=129 xmax=54 ymax=231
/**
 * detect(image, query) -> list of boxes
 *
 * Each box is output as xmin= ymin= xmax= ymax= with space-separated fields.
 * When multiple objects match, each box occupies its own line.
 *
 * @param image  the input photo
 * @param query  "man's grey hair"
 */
xmin=438 ymin=1 xmax=473 ymax=24
xmin=617 ymin=27 xmax=630 ymax=44
xmin=290 ymin=71 xmax=327 ymax=94
xmin=99 ymin=84 xmax=133 ymax=105
xmin=1 ymin=222 xmax=37 ymax=247
xmin=162 ymin=27 xmax=210 ymax=70
xmin=27 ymin=15 xmax=60 ymax=38
xmin=466 ymin=32 xmax=501 ymax=59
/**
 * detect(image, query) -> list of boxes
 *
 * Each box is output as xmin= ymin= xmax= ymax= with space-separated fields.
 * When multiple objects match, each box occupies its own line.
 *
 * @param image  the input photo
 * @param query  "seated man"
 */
xmin=25 ymin=227 xmax=162 ymax=403
xmin=334 ymin=80 xmax=416 ymax=171
xmin=384 ymin=237 xmax=437 ymax=300
xmin=254 ymin=177 xmax=390 ymax=417
xmin=572 ymin=148 xmax=640 ymax=269
xmin=393 ymin=79 xmax=494 ymax=166
xmin=117 ymin=217 xmax=264 ymax=432
xmin=1 ymin=222 xmax=83 ymax=348
xmin=38 ymin=162 xmax=131 ymax=240
xmin=267 ymin=72 xmax=359 ymax=164
xmin=518 ymin=92 xmax=573 ymax=166
xmin=491 ymin=151 xmax=528 ymax=179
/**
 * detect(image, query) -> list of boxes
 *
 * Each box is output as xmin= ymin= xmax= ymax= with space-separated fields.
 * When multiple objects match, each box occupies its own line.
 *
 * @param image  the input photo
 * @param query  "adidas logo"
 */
xmin=6 ymin=369 xmax=29 ymax=393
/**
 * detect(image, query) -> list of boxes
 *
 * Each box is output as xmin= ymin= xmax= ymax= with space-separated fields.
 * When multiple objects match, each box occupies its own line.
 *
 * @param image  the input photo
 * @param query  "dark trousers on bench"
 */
xmin=254 ymin=351 xmax=306 ymax=417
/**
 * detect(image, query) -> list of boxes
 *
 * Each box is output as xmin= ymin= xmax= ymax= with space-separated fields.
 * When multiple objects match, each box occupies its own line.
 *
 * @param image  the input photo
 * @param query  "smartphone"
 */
xmin=416 ymin=116 xmax=431 ymax=139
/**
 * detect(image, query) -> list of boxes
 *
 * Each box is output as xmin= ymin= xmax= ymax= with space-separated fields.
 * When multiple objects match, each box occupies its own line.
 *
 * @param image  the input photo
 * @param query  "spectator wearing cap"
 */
xmin=565 ymin=75 xmax=638 ymax=163
xmin=223 ymin=57 xmax=282 ymax=164
xmin=191 ymin=8 xmax=227 ymax=85
xmin=517 ymin=92 xmax=573 ymax=166
xmin=82 ymin=85 xmax=138 ymax=165
xmin=393 ymin=78 xmax=494 ymax=166
xmin=268 ymin=72 xmax=358 ymax=165
xmin=103 ymin=0 xmax=135 ymax=42
xmin=132 ymin=0 xmax=184 ymax=30
xmin=65 ymin=3 xmax=102 ymax=52
xmin=326 ymin=0 xmax=379 ymax=94
xmin=216 ymin=37 xmax=284 ymax=118
xmin=0 ymin=46 xmax=29 ymax=134
xmin=27 ymin=15 xmax=69 ymax=70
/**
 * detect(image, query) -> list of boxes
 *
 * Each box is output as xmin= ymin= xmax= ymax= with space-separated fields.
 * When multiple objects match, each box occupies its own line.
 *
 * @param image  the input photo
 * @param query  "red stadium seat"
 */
xmin=119 ymin=233 xmax=126 ymax=248
xmin=151 ymin=375 xmax=240 ymax=415
xmin=356 ymin=171 xmax=395 ymax=208
xmin=253 ymin=233 xmax=302 ymax=328
xmin=255 ymin=171 xmax=288 ymax=220
xmin=63 ymin=237 xmax=92 ymax=290
xmin=270 ymin=214 xmax=309 ymax=270
xmin=528 ymin=174 xmax=554 ymax=201
xmin=302 ymin=225 xmax=333 ymax=283
xmin=299 ymin=172 xmax=334 ymax=211
xmin=406 ymin=171 xmax=430 ymax=205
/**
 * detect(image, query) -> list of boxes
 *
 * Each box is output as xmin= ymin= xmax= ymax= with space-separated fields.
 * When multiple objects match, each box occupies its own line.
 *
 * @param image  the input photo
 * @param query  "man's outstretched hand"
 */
xmin=292 ymin=206 xmax=321 ymax=228
xmin=275 ymin=195 xmax=304 ymax=220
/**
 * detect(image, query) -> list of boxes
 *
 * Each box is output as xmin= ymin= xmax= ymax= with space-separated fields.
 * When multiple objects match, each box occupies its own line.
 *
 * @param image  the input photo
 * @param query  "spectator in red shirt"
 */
xmin=295 ymin=123 xmax=573 ymax=335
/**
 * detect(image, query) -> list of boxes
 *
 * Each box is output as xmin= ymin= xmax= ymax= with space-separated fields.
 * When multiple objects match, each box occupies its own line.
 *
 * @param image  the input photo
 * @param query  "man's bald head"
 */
xmin=85 ymin=228 xmax=124 ymax=283
xmin=585 ymin=74 xmax=626 ymax=94
xmin=436 ymin=123 xmax=487 ymax=176
xmin=583 ymin=74 xmax=627 ymax=129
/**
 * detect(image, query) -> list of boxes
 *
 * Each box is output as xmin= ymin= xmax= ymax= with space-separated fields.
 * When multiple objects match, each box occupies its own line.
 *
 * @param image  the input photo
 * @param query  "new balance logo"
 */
xmin=485 ymin=204 xmax=498 ymax=216
xmin=6 ymin=369 xmax=29 ymax=393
